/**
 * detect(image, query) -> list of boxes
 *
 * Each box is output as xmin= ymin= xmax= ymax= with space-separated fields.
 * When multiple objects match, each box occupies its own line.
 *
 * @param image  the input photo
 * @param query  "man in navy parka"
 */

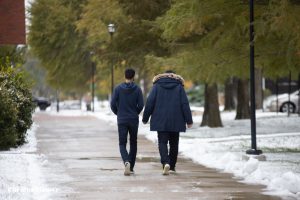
xmin=142 ymin=71 xmax=193 ymax=175
xmin=110 ymin=68 xmax=144 ymax=176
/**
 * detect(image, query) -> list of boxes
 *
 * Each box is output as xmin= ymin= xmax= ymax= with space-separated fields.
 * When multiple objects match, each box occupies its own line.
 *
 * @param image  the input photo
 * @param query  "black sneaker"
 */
xmin=170 ymin=167 xmax=176 ymax=174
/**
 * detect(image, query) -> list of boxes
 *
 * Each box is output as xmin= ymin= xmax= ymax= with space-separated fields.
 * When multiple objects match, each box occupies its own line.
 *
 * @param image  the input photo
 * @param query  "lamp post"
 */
xmin=108 ymin=23 xmax=115 ymax=95
xmin=92 ymin=61 xmax=95 ymax=112
xmin=90 ymin=51 xmax=95 ymax=112
xmin=246 ymin=0 xmax=262 ymax=155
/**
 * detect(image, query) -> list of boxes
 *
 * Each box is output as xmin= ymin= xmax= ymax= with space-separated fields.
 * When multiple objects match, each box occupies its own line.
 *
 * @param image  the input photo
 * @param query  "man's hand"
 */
xmin=187 ymin=123 xmax=193 ymax=128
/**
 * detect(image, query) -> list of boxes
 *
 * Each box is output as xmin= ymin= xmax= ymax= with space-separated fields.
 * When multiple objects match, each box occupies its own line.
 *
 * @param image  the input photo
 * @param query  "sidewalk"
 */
xmin=34 ymin=113 xmax=281 ymax=200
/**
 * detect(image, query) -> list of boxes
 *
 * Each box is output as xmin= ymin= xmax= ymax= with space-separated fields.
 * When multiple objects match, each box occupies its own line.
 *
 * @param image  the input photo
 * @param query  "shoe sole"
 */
xmin=124 ymin=163 xmax=130 ymax=176
xmin=163 ymin=164 xmax=170 ymax=175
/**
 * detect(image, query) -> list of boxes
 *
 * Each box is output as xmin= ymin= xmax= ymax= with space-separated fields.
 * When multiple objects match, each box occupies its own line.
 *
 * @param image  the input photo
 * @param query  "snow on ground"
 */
xmin=46 ymin=101 xmax=300 ymax=199
xmin=0 ymin=124 xmax=56 ymax=200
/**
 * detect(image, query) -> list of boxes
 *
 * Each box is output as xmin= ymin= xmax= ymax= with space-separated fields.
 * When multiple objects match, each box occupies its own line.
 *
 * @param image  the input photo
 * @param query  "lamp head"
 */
xmin=108 ymin=23 xmax=115 ymax=33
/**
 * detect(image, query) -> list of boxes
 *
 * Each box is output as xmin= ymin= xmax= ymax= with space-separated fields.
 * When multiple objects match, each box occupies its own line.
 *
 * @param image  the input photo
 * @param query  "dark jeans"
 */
xmin=157 ymin=132 xmax=180 ymax=170
xmin=118 ymin=122 xmax=138 ymax=170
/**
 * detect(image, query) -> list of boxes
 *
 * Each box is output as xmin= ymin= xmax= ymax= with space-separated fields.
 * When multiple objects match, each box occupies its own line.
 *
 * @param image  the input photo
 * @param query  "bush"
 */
xmin=0 ymin=87 xmax=18 ymax=149
xmin=186 ymin=85 xmax=205 ymax=106
xmin=0 ymin=70 xmax=35 ymax=149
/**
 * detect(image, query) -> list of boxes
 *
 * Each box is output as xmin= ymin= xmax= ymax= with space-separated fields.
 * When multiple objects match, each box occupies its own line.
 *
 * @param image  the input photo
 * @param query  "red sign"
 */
xmin=0 ymin=0 xmax=26 ymax=44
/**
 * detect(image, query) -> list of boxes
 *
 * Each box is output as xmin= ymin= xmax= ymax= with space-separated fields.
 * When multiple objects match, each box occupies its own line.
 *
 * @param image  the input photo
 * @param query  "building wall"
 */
xmin=0 ymin=0 xmax=26 ymax=44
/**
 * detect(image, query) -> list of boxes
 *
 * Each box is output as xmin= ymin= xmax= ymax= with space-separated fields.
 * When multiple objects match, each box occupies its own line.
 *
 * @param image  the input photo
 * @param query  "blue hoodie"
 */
xmin=110 ymin=82 xmax=144 ymax=124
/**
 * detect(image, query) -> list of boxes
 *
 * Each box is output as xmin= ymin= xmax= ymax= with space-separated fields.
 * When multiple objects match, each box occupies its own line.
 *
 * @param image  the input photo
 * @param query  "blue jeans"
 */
xmin=157 ymin=132 xmax=180 ymax=170
xmin=118 ymin=122 xmax=138 ymax=170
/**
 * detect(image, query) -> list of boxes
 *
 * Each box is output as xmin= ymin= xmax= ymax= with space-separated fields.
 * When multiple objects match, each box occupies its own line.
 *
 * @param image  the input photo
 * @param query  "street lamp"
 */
xmin=246 ymin=0 xmax=262 ymax=155
xmin=108 ymin=23 xmax=115 ymax=95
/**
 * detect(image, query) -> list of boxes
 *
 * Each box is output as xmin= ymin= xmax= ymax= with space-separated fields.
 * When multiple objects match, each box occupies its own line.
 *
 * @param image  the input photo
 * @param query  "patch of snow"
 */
xmin=0 ymin=124 xmax=55 ymax=200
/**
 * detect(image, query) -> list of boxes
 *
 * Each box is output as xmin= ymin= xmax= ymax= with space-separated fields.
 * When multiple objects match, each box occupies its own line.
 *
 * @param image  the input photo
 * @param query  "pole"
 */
xmin=92 ymin=62 xmax=95 ymax=112
xmin=298 ymin=73 xmax=300 ymax=116
xmin=110 ymin=33 xmax=114 ymax=95
xmin=276 ymin=78 xmax=279 ymax=114
xmin=246 ymin=0 xmax=262 ymax=155
xmin=56 ymin=90 xmax=59 ymax=113
xmin=288 ymin=71 xmax=291 ymax=117
xmin=262 ymin=76 xmax=265 ymax=112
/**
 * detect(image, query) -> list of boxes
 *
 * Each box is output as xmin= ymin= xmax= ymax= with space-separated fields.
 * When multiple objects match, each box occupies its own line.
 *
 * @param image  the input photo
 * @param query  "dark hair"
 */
xmin=125 ymin=68 xmax=135 ymax=79
xmin=165 ymin=70 xmax=175 ymax=73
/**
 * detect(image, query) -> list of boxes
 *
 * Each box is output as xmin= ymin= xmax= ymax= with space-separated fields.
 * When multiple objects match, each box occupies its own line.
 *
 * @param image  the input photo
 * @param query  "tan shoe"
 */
xmin=162 ymin=164 xmax=170 ymax=175
xmin=124 ymin=162 xmax=130 ymax=176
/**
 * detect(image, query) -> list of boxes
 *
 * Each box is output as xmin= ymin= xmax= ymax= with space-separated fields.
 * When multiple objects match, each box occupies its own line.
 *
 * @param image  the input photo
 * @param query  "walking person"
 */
xmin=142 ymin=70 xmax=193 ymax=175
xmin=110 ymin=68 xmax=144 ymax=176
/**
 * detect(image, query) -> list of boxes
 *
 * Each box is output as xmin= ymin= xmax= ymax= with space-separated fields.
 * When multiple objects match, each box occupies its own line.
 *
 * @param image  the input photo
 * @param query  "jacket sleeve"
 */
xmin=137 ymin=87 xmax=144 ymax=114
xmin=180 ymin=86 xmax=193 ymax=124
xmin=110 ymin=87 xmax=119 ymax=115
xmin=142 ymin=85 xmax=157 ymax=123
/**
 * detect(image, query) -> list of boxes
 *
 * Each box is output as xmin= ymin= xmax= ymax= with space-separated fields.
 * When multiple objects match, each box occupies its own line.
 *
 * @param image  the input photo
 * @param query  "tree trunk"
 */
xmin=201 ymin=83 xmax=223 ymax=127
xmin=255 ymin=68 xmax=263 ymax=109
xmin=142 ymin=75 xmax=150 ymax=104
xmin=138 ymin=67 xmax=151 ymax=103
xmin=235 ymin=79 xmax=250 ymax=119
xmin=224 ymin=77 xmax=236 ymax=111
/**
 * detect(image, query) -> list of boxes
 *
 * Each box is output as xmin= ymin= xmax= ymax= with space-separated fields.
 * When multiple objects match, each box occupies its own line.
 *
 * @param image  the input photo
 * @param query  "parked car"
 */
xmin=33 ymin=97 xmax=51 ymax=111
xmin=265 ymin=90 xmax=299 ymax=113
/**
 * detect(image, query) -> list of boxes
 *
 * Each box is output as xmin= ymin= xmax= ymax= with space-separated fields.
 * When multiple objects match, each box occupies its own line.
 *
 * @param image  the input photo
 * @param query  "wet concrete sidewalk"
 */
xmin=34 ymin=113 xmax=281 ymax=200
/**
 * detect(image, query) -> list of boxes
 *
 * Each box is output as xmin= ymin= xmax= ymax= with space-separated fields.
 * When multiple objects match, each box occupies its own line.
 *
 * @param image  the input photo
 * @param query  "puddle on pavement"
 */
xmin=78 ymin=157 xmax=118 ymax=160
xmin=136 ymin=157 xmax=159 ymax=162
xmin=79 ymin=157 xmax=90 ymax=160
xmin=99 ymin=168 xmax=119 ymax=171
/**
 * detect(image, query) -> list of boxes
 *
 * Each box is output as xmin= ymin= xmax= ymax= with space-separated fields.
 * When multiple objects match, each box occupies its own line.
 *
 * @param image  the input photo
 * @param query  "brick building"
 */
xmin=0 ymin=0 xmax=26 ymax=44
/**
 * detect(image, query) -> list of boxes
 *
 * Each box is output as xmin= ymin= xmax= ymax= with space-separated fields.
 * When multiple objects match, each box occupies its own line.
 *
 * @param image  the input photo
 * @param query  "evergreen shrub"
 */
xmin=0 ymin=70 xmax=35 ymax=149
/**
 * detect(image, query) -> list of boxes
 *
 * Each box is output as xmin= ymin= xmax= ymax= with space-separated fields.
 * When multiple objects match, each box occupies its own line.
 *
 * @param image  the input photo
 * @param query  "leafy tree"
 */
xmin=28 ymin=0 xmax=92 ymax=92
xmin=256 ymin=0 xmax=300 ymax=79
xmin=154 ymin=0 xmax=300 ymax=124
xmin=77 ymin=0 xmax=171 ymax=99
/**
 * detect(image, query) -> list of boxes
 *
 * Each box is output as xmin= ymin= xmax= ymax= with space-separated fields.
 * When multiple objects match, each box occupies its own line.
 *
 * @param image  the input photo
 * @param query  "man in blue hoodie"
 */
xmin=110 ymin=68 xmax=144 ymax=176
xmin=142 ymin=71 xmax=193 ymax=175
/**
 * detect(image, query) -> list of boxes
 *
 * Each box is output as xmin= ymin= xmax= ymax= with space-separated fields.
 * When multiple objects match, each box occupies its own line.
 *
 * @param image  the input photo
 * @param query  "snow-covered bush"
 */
xmin=0 ymin=70 xmax=35 ymax=149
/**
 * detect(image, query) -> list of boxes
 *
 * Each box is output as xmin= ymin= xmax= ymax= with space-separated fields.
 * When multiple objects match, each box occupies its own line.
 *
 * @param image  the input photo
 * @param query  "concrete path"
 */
xmin=34 ymin=113 xmax=281 ymax=200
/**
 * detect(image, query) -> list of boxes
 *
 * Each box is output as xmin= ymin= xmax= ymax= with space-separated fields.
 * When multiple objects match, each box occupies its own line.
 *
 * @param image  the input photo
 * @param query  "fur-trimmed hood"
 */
xmin=152 ymin=73 xmax=185 ymax=85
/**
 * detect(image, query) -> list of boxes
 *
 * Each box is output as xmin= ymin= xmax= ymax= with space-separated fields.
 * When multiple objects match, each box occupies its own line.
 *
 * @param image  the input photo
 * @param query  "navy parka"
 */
xmin=142 ymin=76 xmax=193 ymax=132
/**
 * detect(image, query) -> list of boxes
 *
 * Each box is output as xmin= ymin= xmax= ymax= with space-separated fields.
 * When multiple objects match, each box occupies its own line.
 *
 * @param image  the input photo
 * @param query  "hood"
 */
xmin=120 ymin=82 xmax=137 ymax=93
xmin=153 ymin=73 xmax=184 ymax=89
xmin=153 ymin=73 xmax=185 ymax=85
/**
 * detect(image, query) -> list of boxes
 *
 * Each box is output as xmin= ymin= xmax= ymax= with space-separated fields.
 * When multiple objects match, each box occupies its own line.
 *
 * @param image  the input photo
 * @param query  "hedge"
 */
xmin=0 ymin=70 xmax=35 ymax=150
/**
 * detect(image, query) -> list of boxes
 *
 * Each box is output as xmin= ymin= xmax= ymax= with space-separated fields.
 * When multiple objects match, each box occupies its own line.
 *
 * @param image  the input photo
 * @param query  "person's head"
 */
xmin=165 ymin=70 xmax=175 ymax=74
xmin=125 ymin=68 xmax=135 ymax=80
